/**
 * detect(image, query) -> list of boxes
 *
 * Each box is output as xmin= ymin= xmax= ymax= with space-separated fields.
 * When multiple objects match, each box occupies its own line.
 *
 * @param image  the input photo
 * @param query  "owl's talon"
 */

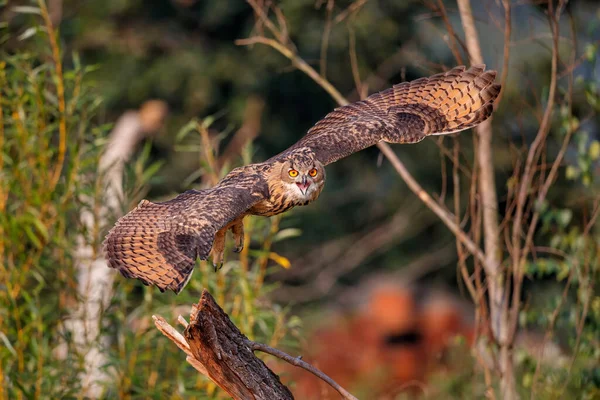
xmin=213 ymin=261 xmax=223 ymax=272
xmin=231 ymin=220 xmax=244 ymax=254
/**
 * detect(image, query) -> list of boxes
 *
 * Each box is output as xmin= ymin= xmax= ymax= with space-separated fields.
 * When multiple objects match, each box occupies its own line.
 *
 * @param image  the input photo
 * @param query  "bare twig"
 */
xmin=510 ymin=1 xmax=562 ymax=283
xmin=509 ymin=1 xmax=565 ymax=353
xmin=334 ymin=0 xmax=368 ymax=25
xmin=455 ymin=0 xmax=513 ymax=397
xmin=497 ymin=0 xmax=511 ymax=104
xmin=319 ymin=0 xmax=334 ymax=78
xmin=250 ymin=341 xmax=359 ymax=400
xmin=433 ymin=0 xmax=464 ymax=64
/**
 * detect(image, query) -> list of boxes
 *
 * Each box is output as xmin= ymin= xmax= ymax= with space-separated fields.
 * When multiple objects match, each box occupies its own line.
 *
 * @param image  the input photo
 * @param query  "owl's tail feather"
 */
xmin=103 ymin=199 xmax=198 ymax=294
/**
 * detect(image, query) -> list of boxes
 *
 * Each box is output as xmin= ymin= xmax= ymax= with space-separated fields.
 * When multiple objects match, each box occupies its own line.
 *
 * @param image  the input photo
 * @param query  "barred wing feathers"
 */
xmin=283 ymin=64 xmax=500 ymax=165
xmin=103 ymin=171 xmax=269 ymax=293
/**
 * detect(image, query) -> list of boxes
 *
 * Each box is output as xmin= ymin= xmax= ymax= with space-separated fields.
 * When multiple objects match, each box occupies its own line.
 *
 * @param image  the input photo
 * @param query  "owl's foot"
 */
xmin=211 ymin=250 xmax=224 ymax=271
xmin=213 ymin=260 xmax=223 ymax=272
xmin=231 ymin=219 xmax=244 ymax=253
xmin=211 ymin=227 xmax=226 ymax=272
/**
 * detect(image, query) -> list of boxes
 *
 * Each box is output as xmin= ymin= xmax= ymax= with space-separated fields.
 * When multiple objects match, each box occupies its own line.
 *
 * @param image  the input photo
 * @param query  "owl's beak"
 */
xmin=296 ymin=175 xmax=311 ymax=195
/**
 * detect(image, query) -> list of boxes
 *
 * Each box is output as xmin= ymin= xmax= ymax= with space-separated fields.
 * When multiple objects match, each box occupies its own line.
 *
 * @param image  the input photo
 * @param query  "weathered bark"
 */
xmin=183 ymin=290 xmax=294 ymax=400
xmin=154 ymin=290 xmax=359 ymax=400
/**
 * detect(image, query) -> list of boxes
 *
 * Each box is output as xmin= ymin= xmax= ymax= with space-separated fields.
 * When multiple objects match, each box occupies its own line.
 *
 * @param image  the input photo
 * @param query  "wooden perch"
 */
xmin=184 ymin=291 xmax=293 ymax=399
xmin=153 ymin=290 xmax=358 ymax=400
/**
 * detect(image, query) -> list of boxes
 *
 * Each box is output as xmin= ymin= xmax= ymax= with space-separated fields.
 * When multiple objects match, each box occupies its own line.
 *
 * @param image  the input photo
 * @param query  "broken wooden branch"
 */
xmin=153 ymin=289 xmax=358 ymax=400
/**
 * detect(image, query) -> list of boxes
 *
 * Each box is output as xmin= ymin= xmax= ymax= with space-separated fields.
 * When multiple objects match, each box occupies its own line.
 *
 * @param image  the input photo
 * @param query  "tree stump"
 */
xmin=183 ymin=290 xmax=293 ymax=400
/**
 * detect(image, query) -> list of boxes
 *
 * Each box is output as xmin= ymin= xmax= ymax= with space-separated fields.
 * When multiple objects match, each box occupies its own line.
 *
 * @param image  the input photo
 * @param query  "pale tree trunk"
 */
xmin=66 ymin=101 xmax=167 ymax=397
xmin=455 ymin=0 xmax=515 ymax=399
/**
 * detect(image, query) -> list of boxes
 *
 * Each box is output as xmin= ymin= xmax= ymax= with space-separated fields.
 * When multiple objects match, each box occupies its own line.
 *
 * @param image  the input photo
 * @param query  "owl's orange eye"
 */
xmin=309 ymin=168 xmax=318 ymax=177
xmin=288 ymin=169 xmax=299 ymax=177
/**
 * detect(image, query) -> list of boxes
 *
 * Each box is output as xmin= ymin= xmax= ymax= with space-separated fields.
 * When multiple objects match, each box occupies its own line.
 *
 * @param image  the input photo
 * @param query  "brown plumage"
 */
xmin=104 ymin=64 xmax=501 ymax=293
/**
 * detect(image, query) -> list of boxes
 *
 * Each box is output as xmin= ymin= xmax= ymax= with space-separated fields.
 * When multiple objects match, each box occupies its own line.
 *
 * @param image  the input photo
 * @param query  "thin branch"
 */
xmin=376 ymin=143 xmax=486 ymax=265
xmin=434 ymin=0 xmax=464 ymax=64
xmin=319 ymin=0 xmax=334 ymax=78
xmin=250 ymin=341 xmax=359 ymax=400
xmin=509 ymin=0 xmax=564 ymax=339
xmin=334 ymin=0 xmax=368 ymax=25
xmin=496 ymin=0 xmax=511 ymax=104
xmin=236 ymin=37 xmax=347 ymax=106
xmin=510 ymin=1 xmax=562 ymax=275
xmin=38 ymin=0 xmax=66 ymax=191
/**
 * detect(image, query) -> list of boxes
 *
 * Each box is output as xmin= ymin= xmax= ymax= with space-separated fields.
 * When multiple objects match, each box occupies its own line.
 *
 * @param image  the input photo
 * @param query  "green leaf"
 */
xmin=12 ymin=6 xmax=41 ymax=15
xmin=175 ymin=119 xmax=199 ymax=142
xmin=585 ymin=43 xmax=598 ymax=62
xmin=558 ymin=209 xmax=573 ymax=227
xmin=30 ymin=217 xmax=49 ymax=242
xmin=589 ymin=141 xmax=600 ymax=160
xmin=17 ymin=27 xmax=39 ymax=41
xmin=566 ymin=165 xmax=580 ymax=180
xmin=141 ymin=161 xmax=164 ymax=184
xmin=272 ymin=228 xmax=303 ymax=242
xmin=582 ymin=174 xmax=591 ymax=187
xmin=24 ymin=225 xmax=43 ymax=249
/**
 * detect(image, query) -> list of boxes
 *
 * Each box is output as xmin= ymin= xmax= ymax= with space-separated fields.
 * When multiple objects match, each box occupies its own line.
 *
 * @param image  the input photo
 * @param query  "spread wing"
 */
xmin=103 ymin=169 xmax=269 ymax=293
xmin=279 ymin=64 xmax=500 ymax=165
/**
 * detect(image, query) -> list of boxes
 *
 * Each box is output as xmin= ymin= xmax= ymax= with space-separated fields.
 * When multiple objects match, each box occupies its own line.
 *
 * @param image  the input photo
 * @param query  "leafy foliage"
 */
xmin=1 ymin=9 xmax=300 ymax=398
xmin=0 ymin=23 xmax=105 ymax=398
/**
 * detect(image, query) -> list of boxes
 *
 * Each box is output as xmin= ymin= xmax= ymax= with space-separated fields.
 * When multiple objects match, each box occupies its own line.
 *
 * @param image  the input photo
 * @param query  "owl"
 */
xmin=104 ymin=65 xmax=500 ymax=293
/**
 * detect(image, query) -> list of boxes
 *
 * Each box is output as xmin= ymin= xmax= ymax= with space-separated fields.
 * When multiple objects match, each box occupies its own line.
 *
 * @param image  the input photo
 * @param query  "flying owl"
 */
xmin=104 ymin=64 xmax=500 ymax=293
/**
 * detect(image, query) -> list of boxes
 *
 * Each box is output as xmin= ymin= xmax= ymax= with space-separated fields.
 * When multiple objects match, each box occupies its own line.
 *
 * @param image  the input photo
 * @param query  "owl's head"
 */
xmin=278 ymin=148 xmax=325 ymax=202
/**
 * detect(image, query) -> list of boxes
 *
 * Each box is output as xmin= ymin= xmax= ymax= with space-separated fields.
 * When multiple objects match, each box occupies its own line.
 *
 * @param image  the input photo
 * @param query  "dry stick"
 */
xmin=319 ymin=0 xmax=334 ymax=78
xmin=510 ymin=2 xmax=561 ymax=282
xmin=456 ymin=0 xmax=505 ymax=341
xmin=250 ymin=342 xmax=359 ymax=400
xmin=434 ymin=0 xmax=464 ymax=64
xmin=509 ymin=1 xmax=563 ymax=342
xmin=334 ymin=0 xmax=368 ymax=25
xmin=470 ymin=137 xmax=495 ymax=400
xmin=496 ymin=0 xmax=511 ymax=105
xmin=377 ymin=143 xmax=486 ymax=264
xmin=455 ymin=1 xmax=512 ymax=398
xmin=452 ymin=138 xmax=478 ymax=302
xmin=235 ymin=36 xmax=487 ymax=267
